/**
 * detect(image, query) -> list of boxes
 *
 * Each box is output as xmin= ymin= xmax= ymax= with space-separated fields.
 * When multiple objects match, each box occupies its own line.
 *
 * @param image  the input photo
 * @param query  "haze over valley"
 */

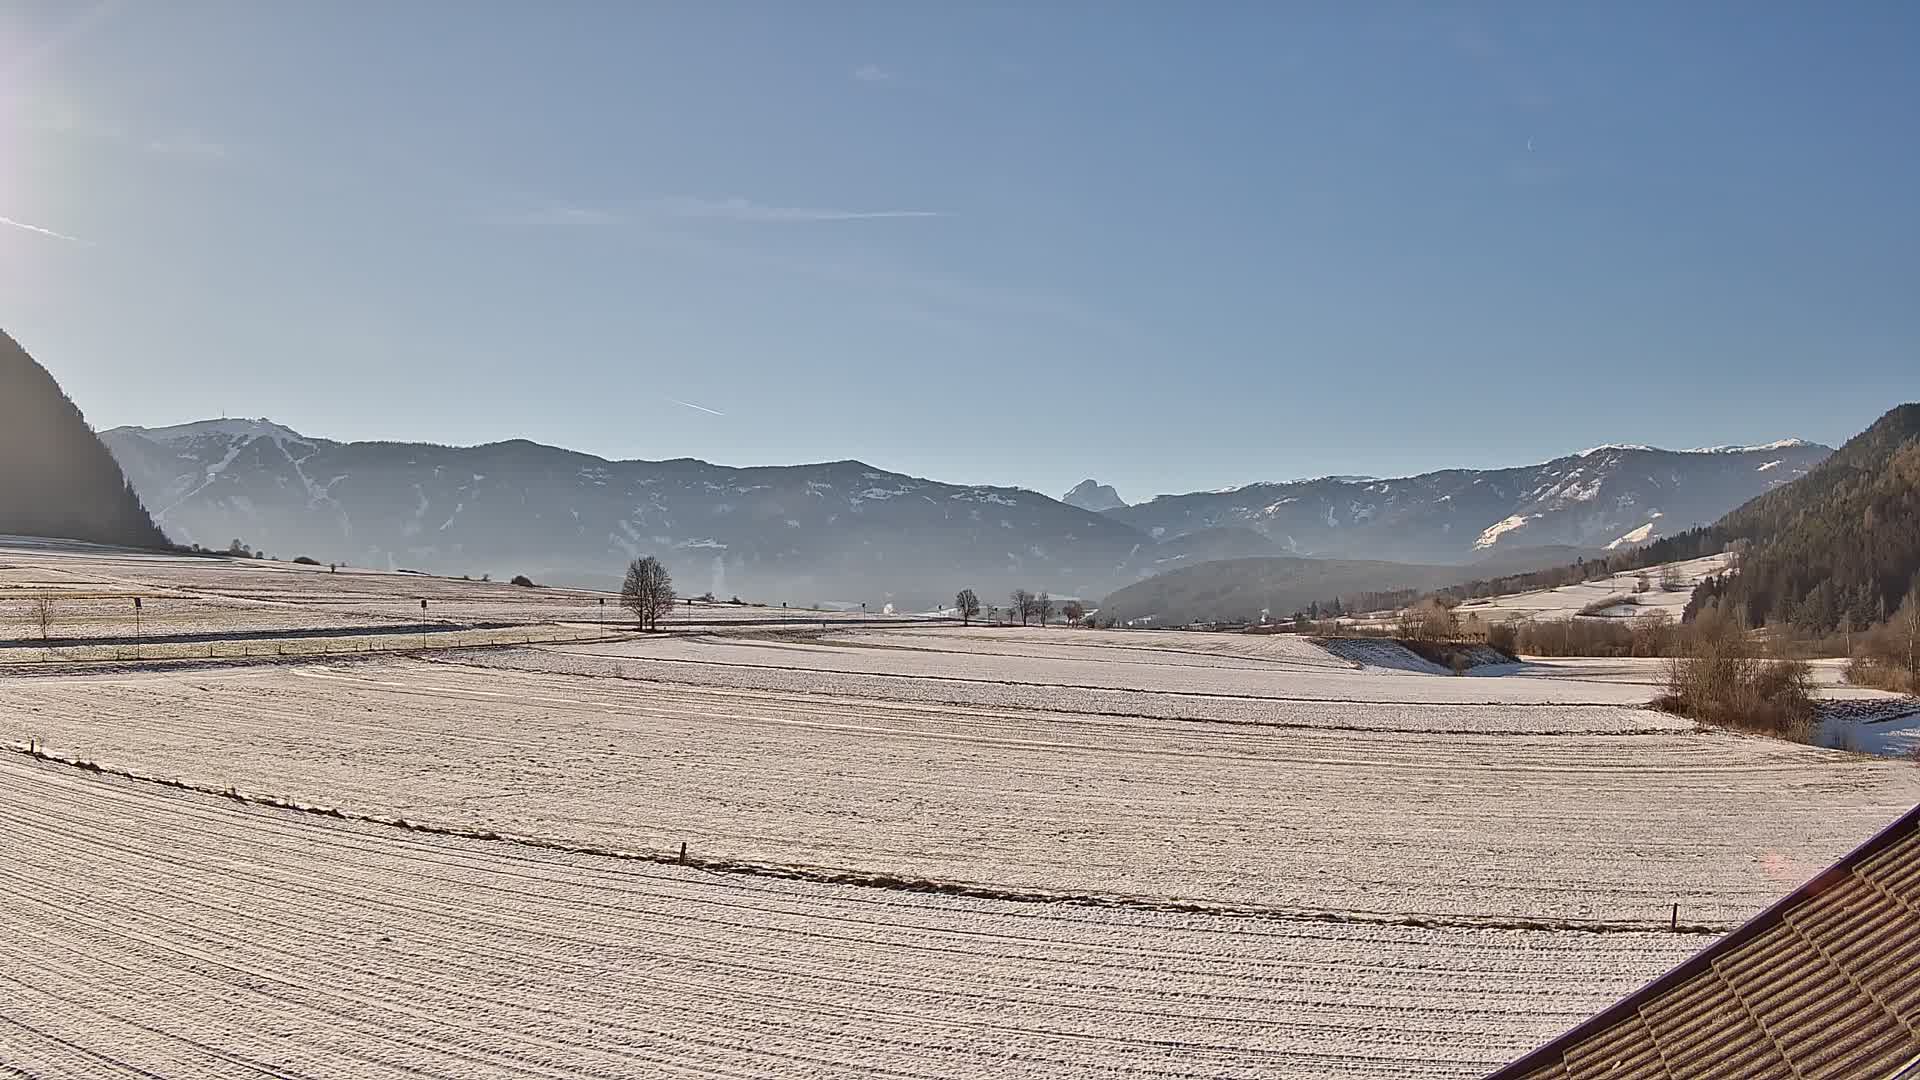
xmin=103 ymin=411 xmax=1828 ymax=610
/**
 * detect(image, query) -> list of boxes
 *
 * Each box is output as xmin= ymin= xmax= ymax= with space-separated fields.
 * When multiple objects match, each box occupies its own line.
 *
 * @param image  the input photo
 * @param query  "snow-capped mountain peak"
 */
xmin=1683 ymin=438 xmax=1814 ymax=454
xmin=125 ymin=418 xmax=313 ymax=447
xmin=1577 ymin=438 xmax=1813 ymax=457
xmin=1577 ymin=443 xmax=1658 ymax=456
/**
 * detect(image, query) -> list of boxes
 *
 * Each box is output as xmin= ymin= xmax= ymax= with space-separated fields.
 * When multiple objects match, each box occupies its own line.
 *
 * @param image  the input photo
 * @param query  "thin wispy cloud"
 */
xmin=146 ymin=133 xmax=229 ymax=160
xmin=490 ymin=206 xmax=622 ymax=226
xmin=852 ymin=64 xmax=893 ymax=83
xmin=0 ymin=215 xmax=91 ymax=244
xmin=660 ymin=197 xmax=944 ymax=223
xmin=668 ymin=397 xmax=726 ymax=417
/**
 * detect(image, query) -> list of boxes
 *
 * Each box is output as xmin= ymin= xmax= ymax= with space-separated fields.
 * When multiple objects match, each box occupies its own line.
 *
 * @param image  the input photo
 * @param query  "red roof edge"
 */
xmin=1483 ymin=802 xmax=1920 ymax=1079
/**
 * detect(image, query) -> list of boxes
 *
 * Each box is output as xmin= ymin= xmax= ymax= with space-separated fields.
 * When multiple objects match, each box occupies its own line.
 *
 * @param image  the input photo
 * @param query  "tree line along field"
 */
xmin=5 ymin=542 xmax=1920 ymax=1077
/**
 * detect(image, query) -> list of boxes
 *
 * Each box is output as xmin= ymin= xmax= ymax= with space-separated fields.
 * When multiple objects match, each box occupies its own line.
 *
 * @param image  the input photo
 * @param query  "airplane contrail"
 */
xmin=669 ymin=397 xmax=726 ymax=417
xmin=1 ymin=215 xmax=90 ymax=244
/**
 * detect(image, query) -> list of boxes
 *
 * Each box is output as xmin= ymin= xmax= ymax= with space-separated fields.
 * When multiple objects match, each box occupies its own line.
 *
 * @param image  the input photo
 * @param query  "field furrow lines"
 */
xmin=5 ymin=657 xmax=1912 ymax=923
xmin=0 ymin=753 xmax=1699 ymax=1078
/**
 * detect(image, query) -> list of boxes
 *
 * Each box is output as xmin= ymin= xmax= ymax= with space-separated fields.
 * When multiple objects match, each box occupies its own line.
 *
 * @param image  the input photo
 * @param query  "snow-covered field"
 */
xmin=0 ymin=754 xmax=1700 ymax=1080
xmin=8 ymin=643 xmax=1917 ymax=926
xmin=1449 ymin=553 xmax=1733 ymax=624
xmin=548 ymin=629 xmax=1666 ymax=705
xmin=5 ymin=549 xmax=1919 ymax=1077
xmin=0 ymin=538 xmax=913 ymax=650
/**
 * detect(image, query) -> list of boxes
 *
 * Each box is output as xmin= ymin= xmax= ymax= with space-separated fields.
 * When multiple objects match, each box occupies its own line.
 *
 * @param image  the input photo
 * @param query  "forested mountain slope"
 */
xmin=1664 ymin=404 xmax=1920 ymax=631
xmin=0 ymin=331 xmax=168 ymax=549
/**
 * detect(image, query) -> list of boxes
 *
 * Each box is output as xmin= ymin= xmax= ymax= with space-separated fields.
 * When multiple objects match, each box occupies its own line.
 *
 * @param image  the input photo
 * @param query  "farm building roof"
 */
xmin=1487 ymin=803 xmax=1920 ymax=1080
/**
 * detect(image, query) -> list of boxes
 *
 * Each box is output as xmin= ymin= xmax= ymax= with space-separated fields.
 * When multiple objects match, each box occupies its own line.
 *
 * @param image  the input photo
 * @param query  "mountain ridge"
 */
xmin=103 ymin=419 xmax=1144 ymax=607
xmin=1103 ymin=441 xmax=1830 ymax=563
xmin=102 ymin=417 xmax=1834 ymax=608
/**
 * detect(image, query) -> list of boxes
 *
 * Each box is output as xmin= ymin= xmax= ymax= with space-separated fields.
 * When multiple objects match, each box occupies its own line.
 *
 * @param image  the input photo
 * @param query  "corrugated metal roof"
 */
xmin=1487 ymin=804 xmax=1920 ymax=1080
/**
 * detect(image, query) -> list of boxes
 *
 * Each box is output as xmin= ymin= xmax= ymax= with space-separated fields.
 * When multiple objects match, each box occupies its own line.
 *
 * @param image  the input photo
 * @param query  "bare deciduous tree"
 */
xmin=1397 ymin=598 xmax=1457 ymax=642
xmin=1659 ymin=563 xmax=1686 ymax=592
xmin=1063 ymin=600 xmax=1086 ymax=626
xmin=1034 ymin=592 xmax=1054 ymax=627
xmin=1010 ymin=589 xmax=1034 ymax=627
xmin=621 ymin=556 xmax=676 ymax=631
xmin=954 ymin=588 xmax=981 ymax=626
xmin=1894 ymin=594 xmax=1920 ymax=689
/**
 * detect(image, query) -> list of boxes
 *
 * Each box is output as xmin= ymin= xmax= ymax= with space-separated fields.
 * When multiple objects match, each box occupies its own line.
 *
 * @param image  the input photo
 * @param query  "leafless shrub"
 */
xmin=1397 ymin=599 xmax=1457 ymax=642
xmin=1658 ymin=610 xmax=1815 ymax=739
xmin=1512 ymin=618 xmax=1636 ymax=657
xmin=1629 ymin=611 xmax=1676 ymax=658
xmin=1486 ymin=621 xmax=1519 ymax=657
xmin=1852 ymin=596 xmax=1920 ymax=694
xmin=1846 ymin=656 xmax=1916 ymax=695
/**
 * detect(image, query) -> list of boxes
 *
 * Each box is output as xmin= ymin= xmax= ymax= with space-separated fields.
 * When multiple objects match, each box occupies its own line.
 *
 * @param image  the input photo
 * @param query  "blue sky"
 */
xmin=3 ymin=3 xmax=1915 ymax=502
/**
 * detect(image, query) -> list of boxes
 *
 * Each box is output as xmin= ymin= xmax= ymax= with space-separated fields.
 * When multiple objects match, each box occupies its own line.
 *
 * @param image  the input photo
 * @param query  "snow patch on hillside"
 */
xmin=1686 ymin=438 xmax=1812 ymax=454
xmin=1473 ymin=514 xmax=1535 ymax=550
xmin=1607 ymin=520 xmax=1659 ymax=549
